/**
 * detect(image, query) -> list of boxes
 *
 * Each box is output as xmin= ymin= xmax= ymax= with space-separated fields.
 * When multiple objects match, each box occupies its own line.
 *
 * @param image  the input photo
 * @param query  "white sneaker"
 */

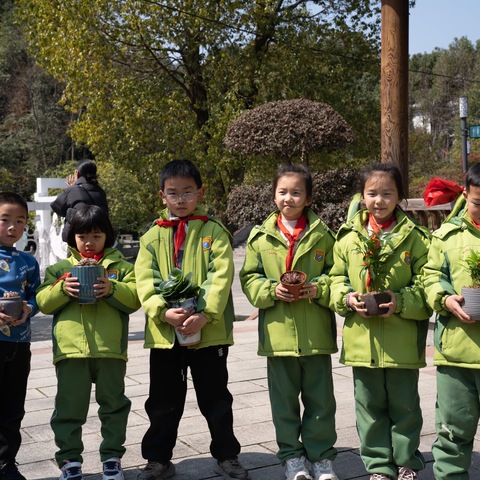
xmin=103 ymin=457 xmax=124 ymax=480
xmin=59 ymin=461 xmax=83 ymax=480
xmin=311 ymin=460 xmax=339 ymax=480
xmin=285 ymin=456 xmax=312 ymax=480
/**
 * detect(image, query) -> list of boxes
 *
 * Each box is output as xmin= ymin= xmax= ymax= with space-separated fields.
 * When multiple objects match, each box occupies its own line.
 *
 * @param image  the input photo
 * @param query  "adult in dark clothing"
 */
xmin=51 ymin=160 xmax=109 ymax=242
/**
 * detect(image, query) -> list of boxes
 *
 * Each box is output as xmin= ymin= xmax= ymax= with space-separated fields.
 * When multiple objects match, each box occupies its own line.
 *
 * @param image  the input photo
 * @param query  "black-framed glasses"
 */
xmin=161 ymin=191 xmax=199 ymax=203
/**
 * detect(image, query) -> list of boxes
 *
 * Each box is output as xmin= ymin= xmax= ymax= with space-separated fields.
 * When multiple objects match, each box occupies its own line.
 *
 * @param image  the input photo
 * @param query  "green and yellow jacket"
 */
xmin=329 ymin=199 xmax=431 ymax=369
xmin=239 ymin=208 xmax=337 ymax=357
xmin=135 ymin=207 xmax=235 ymax=349
xmin=36 ymin=247 xmax=140 ymax=364
xmin=423 ymin=197 xmax=480 ymax=368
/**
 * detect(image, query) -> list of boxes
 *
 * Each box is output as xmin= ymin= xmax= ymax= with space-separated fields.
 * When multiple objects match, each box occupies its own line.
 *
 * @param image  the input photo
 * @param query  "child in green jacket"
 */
xmin=329 ymin=163 xmax=431 ymax=480
xmin=240 ymin=164 xmax=338 ymax=480
xmin=422 ymin=162 xmax=480 ymax=479
xmin=37 ymin=205 xmax=140 ymax=480
xmin=134 ymin=159 xmax=249 ymax=480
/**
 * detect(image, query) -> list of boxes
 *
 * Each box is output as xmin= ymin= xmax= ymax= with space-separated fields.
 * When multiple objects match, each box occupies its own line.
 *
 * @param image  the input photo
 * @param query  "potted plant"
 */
xmin=70 ymin=258 xmax=105 ymax=304
xmin=0 ymin=291 xmax=23 ymax=321
xmin=158 ymin=268 xmax=201 ymax=345
xmin=280 ymin=270 xmax=307 ymax=301
xmin=354 ymin=231 xmax=397 ymax=316
xmin=461 ymin=249 xmax=480 ymax=320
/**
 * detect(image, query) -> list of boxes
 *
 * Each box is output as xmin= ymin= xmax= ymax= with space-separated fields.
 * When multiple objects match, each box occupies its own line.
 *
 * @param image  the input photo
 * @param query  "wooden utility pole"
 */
xmin=381 ymin=0 xmax=409 ymax=194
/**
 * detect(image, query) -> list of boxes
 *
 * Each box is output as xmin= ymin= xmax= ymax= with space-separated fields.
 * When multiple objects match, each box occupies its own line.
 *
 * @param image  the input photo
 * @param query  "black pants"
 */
xmin=141 ymin=343 xmax=241 ymax=463
xmin=0 ymin=342 xmax=31 ymax=463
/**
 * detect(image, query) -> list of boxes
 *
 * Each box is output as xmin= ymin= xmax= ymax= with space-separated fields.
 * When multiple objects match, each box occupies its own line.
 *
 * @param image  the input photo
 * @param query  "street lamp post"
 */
xmin=459 ymin=96 xmax=469 ymax=173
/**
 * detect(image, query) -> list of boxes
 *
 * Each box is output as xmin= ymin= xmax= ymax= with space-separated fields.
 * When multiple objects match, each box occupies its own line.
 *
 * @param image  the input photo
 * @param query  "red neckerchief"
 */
xmin=276 ymin=214 xmax=307 ymax=272
xmin=368 ymin=213 xmax=396 ymax=234
xmin=469 ymin=213 xmax=480 ymax=230
xmin=156 ymin=215 xmax=209 ymax=267
xmin=81 ymin=251 xmax=104 ymax=262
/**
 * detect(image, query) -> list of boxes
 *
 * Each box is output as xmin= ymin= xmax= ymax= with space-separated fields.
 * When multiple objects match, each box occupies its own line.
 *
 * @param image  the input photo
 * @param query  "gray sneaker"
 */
xmin=311 ymin=460 xmax=338 ymax=480
xmin=397 ymin=467 xmax=417 ymax=480
xmin=285 ymin=457 xmax=312 ymax=480
xmin=137 ymin=462 xmax=175 ymax=480
xmin=59 ymin=461 xmax=83 ymax=480
xmin=214 ymin=457 xmax=250 ymax=480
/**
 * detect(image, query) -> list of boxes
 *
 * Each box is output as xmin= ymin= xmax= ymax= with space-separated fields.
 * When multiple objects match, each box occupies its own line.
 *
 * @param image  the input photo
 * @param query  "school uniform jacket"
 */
xmin=36 ymin=248 xmax=140 ymax=364
xmin=135 ymin=207 xmax=235 ymax=349
xmin=329 ymin=203 xmax=431 ymax=369
xmin=239 ymin=208 xmax=337 ymax=357
xmin=423 ymin=201 xmax=480 ymax=368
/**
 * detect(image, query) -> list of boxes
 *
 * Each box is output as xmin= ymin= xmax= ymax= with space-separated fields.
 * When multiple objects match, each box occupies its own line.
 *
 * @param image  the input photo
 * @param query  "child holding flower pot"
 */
xmin=329 ymin=163 xmax=431 ymax=480
xmin=36 ymin=205 xmax=140 ymax=480
xmin=240 ymin=164 xmax=338 ymax=480
xmin=134 ymin=159 xmax=249 ymax=480
xmin=422 ymin=162 xmax=480 ymax=479
xmin=0 ymin=192 xmax=40 ymax=480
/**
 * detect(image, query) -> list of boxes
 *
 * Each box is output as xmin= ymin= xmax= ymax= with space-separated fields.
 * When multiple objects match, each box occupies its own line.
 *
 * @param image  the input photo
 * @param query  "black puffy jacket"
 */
xmin=50 ymin=177 xmax=109 ymax=241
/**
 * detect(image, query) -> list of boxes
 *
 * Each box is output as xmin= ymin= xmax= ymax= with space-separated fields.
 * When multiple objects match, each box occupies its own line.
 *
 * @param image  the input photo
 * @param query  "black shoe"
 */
xmin=0 ymin=461 xmax=26 ymax=480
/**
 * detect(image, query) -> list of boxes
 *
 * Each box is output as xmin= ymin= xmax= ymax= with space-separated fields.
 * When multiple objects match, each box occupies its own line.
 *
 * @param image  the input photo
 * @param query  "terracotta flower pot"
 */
xmin=461 ymin=287 xmax=480 ymax=321
xmin=280 ymin=270 xmax=307 ymax=300
xmin=361 ymin=291 xmax=391 ymax=316
xmin=71 ymin=265 xmax=105 ymax=304
xmin=0 ymin=296 xmax=23 ymax=320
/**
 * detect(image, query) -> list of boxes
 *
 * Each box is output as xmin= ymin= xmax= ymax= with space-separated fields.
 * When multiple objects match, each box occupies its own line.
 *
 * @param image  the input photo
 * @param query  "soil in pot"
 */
xmin=280 ymin=270 xmax=307 ymax=300
xmin=461 ymin=287 xmax=480 ymax=321
xmin=0 ymin=296 xmax=23 ymax=320
xmin=361 ymin=292 xmax=391 ymax=316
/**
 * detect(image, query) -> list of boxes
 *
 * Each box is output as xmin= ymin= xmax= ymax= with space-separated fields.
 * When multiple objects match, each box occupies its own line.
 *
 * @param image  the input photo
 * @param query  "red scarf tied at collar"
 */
xmin=81 ymin=251 xmax=104 ymax=262
xmin=156 ymin=215 xmax=208 ymax=267
xmin=276 ymin=214 xmax=307 ymax=272
xmin=368 ymin=213 xmax=396 ymax=235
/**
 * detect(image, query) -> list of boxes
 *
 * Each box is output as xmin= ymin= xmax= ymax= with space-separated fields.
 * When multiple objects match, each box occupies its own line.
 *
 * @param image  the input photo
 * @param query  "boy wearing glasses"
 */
xmin=135 ymin=159 xmax=249 ymax=480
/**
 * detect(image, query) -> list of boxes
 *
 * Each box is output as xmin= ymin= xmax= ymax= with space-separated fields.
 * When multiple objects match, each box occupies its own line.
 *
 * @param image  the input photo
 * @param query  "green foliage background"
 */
xmin=0 ymin=1 xmax=479 ymax=235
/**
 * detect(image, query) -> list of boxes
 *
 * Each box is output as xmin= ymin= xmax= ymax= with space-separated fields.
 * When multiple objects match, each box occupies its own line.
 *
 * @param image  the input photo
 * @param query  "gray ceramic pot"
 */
xmin=0 ymin=296 xmax=23 ymax=320
xmin=461 ymin=287 xmax=480 ymax=321
xmin=71 ymin=265 xmax=105 ymax=304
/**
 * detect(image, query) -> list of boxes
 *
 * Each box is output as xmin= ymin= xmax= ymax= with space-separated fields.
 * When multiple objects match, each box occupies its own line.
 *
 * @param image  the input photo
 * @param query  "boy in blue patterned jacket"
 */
xmin=0 ymin=192 xmax=40 ymax=480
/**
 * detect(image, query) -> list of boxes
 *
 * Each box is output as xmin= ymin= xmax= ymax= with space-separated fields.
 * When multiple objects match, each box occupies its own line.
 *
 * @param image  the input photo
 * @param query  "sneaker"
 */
xmin=370 ymin=475 xmax=393 ymax=480
xmin=103 ymin=458 xmax=124 ymax=480
xmin=0 ymin=461 xmax=26 ymax=480
xmin=214 ymin=457 xmax=250 ymax=480
xmin=137 ymin=461 xmax=175 ymax=480
xmin=397 ymin=467 xmax=417 ymax=480
xmin=311 ymin=460 xmax=339 ymax=480
xmin=59 ymin=461 xmax=83 ymax=480
xmin=285 ymin=456 xmax=313 ymax=480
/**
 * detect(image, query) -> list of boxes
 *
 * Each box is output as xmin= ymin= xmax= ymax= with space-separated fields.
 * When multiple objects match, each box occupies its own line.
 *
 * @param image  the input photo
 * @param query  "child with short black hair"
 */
xmin=0 ymin=192 xmax=40 ymax=480
xmin=240 ymin=164 xmax=338 ymax=480
xmin=423 ymin=162 xmax=480 ymax=479
xmin=135 ymin=159 xmax=249 ymax=480
xmin=36 ymin=205 xmax=140 ymax=480
xmin=329 ymin=163 xmax=431 ymax=480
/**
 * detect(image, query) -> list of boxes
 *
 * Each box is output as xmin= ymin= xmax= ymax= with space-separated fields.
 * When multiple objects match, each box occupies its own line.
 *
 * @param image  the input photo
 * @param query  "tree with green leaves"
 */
xmin=0 ymin=0 xmax=76 ymax=196
xmin=18 ymin=0 xmax=382 ymax=211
